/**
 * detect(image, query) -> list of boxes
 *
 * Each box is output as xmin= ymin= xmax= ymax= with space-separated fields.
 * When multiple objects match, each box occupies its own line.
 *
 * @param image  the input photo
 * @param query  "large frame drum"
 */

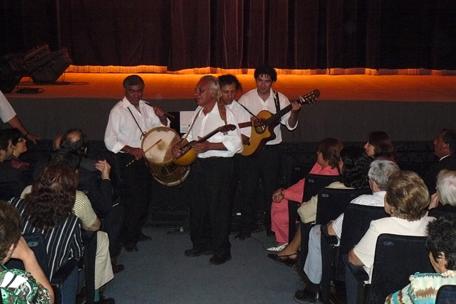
xmin=142 ymin=126 xmax=189 ymax=186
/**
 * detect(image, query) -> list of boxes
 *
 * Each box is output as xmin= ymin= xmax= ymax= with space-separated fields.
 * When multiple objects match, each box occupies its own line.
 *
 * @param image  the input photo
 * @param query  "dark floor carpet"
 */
xmin=104 ymin=226 xmax=312 ymax=304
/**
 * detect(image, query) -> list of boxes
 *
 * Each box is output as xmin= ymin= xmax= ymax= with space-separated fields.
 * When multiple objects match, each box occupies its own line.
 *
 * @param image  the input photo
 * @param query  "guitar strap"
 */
xmin=182 ymin=107 xmax=202 ymax=140
xmin=217 ymin=101 xmax=228 ymax=125
xmin=273 ymin=90 xmax=280 ymax=113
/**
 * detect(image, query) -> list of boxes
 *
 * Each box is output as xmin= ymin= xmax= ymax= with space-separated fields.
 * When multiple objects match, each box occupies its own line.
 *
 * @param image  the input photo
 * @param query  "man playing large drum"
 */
xmin=105 ymin=75 xmax=168 ymax=252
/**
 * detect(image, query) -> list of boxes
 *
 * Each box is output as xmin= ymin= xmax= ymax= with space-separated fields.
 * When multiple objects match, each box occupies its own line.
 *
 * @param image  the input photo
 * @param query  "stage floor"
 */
xmin=6 ymin=72 xmax=456 ymax=103
xmin=4 ymin=73 xmax=456 ymax=141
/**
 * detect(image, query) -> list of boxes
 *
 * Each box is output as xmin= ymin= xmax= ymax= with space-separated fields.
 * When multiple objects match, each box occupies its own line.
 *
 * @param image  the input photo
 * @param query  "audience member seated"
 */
xmin=364 ymin=130 xmax=395 ymax=161
xmin=5 ymin=128 xmax=30 ymax=170
xmin=293 ymin=160 xmax=399 ymax=302
xmin=429 ymin=170 xmax=456 ymax=215
xmin=0 ymin=200 xmax=54 ymax=303
xmin=22 ymin=162 xmax=115 ymax=303
xmin=345 ymin=171 xmax=434 ymax=304
xmin=269 ymin=138 xmax=342 ymax=249
xmin=425 ymin=129 xmax=456 ymax=194
xmin=4 ymin=128 xmax=33 ymax=184
xmin=385 ymin=215 xmax=456 ymax=303
xmin=269 ymin=146 xmax=371 ymax=264
xmin=8 ymin=164 xmax=84 ymax=281
xmin=50 ymin=129 xmax=124 ymax=272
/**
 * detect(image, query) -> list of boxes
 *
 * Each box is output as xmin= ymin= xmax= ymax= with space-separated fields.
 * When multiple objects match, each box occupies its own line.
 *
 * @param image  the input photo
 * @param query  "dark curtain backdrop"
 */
xmin=1 ymin=0 xmax=455 ymax=70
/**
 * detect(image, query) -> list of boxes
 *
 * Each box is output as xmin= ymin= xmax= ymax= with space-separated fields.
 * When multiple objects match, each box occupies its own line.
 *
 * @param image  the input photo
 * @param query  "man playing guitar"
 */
xmin=236 ymin=65 xmax=302 ymax=238
xmin=174 ymin=75 xmax=242 ymax=265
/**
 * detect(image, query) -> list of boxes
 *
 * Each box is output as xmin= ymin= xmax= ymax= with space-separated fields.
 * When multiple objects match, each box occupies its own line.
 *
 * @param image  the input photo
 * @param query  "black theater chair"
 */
xmin=319 ymin=205 xmax=387 ymax=303
xmin=345 ymin=234 xmax=433 ymax=304
xmin=436 ymin=285 xmax=456 ymax=304
xmin=288 ymin=174 xmax=340 ymax=242
xmin=299 ymin=187 xmax=369 ymax=275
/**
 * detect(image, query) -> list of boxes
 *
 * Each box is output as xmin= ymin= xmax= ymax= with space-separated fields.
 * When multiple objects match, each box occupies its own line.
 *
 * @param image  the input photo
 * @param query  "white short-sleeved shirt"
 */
xmin=354 ymin=215 xmax=434 ymax=282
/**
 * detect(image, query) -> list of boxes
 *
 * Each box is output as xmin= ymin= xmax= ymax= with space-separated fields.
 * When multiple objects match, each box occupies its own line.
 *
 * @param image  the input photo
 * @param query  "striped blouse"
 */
xmin=8 ymin=198 xmax=84 ymax=281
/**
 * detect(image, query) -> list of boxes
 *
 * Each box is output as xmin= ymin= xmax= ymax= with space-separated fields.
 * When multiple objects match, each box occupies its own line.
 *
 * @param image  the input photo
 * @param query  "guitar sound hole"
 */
xmin=254 ymin=125 xmax=266 ymax=134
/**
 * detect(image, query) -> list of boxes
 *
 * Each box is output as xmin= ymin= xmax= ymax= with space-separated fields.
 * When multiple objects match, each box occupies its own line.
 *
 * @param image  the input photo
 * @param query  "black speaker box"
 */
xmin=30 ymin=48 xmax=72 ymax=83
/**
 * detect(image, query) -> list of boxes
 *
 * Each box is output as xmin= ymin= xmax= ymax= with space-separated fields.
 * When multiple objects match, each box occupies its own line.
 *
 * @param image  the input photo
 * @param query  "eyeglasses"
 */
xmin=17 ymin=138 xmax=26 ymax=143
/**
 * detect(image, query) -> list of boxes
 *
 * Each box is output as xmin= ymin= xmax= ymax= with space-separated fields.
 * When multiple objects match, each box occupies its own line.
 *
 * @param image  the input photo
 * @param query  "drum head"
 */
xmin=142 ymin=126 xmax=180 ymax=165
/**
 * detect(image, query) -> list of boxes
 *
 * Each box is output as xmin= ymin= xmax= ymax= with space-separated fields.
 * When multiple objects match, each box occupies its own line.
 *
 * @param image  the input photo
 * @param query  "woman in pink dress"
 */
xmin=269 ymin=138 xmax=342 ymax=247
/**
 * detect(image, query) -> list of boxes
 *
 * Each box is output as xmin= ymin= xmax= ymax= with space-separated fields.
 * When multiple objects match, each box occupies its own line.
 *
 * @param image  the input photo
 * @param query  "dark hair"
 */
xmin=426 ymin=215 xmax=456 ymax=270
xmin=59 ymin=128 xmax=88 ymax=156
xmin=123 ymin=75 xmax=145 ymax=89
xmin=440 ymin=129 xmax=456 ymax=154
xmin=254 ymin=65 xmax=277 ymax=82
xmin=4 ymin=128 xmax=24 ymax=145
xmin=317 ymin=138 xmax=343 ymax=169
xmin=0 ymin=201 xmax=21 ymax=262
xmin=385 ymin=171 xmax=430 ymax=221
xmin=24 ymin=164 xmax=77 ymax=229
xmin=340 ymin=147 xmax=371 ymax=189
xmin=218 ymin=74 xmax=242 ymax=91
xmin=367 ymin=131 xmax=395 ymax=159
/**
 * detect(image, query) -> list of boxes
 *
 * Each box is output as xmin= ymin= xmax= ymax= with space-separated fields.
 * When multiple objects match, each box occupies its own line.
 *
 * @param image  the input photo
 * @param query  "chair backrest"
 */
xmin=339 ymin=204 xmax=388 ymax=255
xmin=316 ymin=188 xmax=370 ymax=225
xmin=302 ymin=174 xmax=340 ymax=202
xmin=436 ymin=285 xmax=456 ymax=304
xmin=4 ymin=232 xmax=50 ymax=277
xmin=367 ymin=234 xmax=434 ymax=304
xmin=24 ymin=233 xmax=50 ymax=277
xmin=429 ymin=205 xmax=456 ymax=219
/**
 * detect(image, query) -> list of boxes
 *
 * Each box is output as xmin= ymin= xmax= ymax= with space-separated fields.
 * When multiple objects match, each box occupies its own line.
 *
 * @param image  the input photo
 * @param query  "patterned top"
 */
xmin=385 ymin=270 xmax=456 ymax=303
xmin=0 ymin=265 xmax=51 ymax=304
xmin=8 ymin=198 xmax=84 ymax=281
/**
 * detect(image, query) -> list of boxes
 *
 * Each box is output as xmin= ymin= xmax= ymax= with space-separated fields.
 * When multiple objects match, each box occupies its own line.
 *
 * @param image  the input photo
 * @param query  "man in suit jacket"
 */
xmin=425 ymin=128 xmax=456 ymax=193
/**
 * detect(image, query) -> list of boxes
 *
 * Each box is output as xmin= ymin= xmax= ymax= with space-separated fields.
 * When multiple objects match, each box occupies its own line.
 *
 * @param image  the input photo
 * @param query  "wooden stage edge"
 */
xmin=6 ymin=73 xmax=456 ymax=103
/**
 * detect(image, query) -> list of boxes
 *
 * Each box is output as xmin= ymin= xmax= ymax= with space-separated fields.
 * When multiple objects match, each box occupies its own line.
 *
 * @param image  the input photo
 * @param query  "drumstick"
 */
xmin=125 ymin=139 xmax=163 ymax=167
xmin=143 ymin=139 xmax=163 ymax=153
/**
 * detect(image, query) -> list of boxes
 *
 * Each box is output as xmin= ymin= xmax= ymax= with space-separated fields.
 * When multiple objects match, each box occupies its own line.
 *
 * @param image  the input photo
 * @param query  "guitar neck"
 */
xmin=196 ymin=128 xmax=222 ymax=143
xmin=238 ymin=121 xmax=252 ymax=129
xmin=264 ymin=104 xmax=292 ymax=126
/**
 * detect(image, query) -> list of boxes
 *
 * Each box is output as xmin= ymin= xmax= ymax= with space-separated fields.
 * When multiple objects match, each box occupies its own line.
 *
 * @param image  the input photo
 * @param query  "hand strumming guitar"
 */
xmin=171 ymin=139 xmax=189 ymax=159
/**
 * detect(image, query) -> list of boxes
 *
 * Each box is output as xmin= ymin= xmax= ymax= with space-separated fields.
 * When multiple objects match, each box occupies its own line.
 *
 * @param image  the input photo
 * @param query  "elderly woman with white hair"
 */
xmin=294 ymin=160 xmax=400 ymax=303
xmin=429 ymin=169 xmax=456 ymax=213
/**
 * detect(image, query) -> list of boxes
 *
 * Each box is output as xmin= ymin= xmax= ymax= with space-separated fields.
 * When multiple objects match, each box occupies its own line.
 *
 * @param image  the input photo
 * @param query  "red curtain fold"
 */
xmin=1 ymin=0 xmax=455 ymax=70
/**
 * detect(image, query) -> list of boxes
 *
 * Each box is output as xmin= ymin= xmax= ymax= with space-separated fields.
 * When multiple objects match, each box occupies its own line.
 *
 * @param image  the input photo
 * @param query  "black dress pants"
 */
xmin=189 ymin=157 xmax=234 ymax=256
xmin=238 ymin=145 xmax=281 ymax=232
xmin=116 ymin=153 xmax=151 ymax=244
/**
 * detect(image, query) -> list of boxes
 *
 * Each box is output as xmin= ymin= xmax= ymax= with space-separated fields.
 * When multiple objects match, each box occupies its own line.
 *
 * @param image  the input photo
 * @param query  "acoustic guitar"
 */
xmin=174 ymin=124 xmax=237 ymax=166
xmin=239 ymin=89 xmax=320 ymax=156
